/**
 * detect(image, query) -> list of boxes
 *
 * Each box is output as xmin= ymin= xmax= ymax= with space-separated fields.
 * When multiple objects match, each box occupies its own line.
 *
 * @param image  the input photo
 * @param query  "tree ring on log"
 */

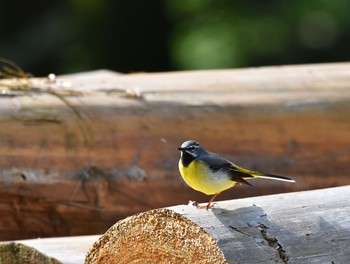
xmin=85 ymin=208 xmax=226 ymax=263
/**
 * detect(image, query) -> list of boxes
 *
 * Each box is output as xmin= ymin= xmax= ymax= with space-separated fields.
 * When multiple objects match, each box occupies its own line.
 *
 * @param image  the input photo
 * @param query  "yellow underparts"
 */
xmin=179 ymin=159 xmax=236 ymax=195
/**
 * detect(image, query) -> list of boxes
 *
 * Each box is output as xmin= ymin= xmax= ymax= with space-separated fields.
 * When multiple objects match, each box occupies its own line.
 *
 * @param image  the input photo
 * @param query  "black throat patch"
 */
xmin=181 ymin=151 xmax=196 ymax=167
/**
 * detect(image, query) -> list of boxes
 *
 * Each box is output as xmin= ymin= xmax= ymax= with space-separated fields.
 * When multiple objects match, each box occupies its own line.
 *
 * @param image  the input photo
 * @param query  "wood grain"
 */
xmin=87 ymin=185 xmax=350 ymax=264
xmin=1 ymin=63 xmax=350 ymax=240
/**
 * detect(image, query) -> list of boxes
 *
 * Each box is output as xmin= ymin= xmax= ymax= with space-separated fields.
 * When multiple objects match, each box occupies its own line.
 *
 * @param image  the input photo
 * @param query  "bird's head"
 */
xmin=177 ymin=140 xmax=207 ymax=159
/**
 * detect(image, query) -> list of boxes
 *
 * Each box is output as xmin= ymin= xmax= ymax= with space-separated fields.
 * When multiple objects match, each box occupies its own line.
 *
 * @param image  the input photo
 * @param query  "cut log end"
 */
xmin=85 ymin=208 xmax=226 ymax=264
xmin=0 ymin=243 xmax=61 ymax=264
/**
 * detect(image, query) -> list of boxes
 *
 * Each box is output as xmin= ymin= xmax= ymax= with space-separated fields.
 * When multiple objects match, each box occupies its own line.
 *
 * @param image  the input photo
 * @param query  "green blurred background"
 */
xmin=1 ymin=0 xmax=350 ymax=76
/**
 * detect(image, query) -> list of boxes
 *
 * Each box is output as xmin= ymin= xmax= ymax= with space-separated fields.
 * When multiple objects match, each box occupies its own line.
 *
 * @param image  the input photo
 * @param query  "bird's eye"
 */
xmin=188 ymin=146 xmax=196 ymax=152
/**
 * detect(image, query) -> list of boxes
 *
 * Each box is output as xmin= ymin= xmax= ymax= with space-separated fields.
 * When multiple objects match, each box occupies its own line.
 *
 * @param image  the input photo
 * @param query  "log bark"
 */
xmin=86 ymin=185 xmax=350 ymax=264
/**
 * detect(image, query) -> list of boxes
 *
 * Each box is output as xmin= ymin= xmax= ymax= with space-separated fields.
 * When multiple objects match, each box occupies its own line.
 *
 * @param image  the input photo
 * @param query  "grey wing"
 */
xmin=200 ymin=153 xmax=253 ymax=186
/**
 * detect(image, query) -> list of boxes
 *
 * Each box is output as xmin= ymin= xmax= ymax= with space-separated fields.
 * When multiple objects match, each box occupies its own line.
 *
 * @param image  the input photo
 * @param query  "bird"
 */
xmin=177 ymin=140 xmax=295 ymax=209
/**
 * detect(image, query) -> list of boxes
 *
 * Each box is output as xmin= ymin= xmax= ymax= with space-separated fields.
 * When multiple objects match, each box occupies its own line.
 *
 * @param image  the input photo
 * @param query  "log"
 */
xmin=0 ymin=235 xmax=99 ymax=264
xmin=0 ymin=243 xmax=61 ymax=264
xmin=86 ymin=185 xmax=350 ymax=263
xmin=1 ymin=63 xmax=350 ymax=240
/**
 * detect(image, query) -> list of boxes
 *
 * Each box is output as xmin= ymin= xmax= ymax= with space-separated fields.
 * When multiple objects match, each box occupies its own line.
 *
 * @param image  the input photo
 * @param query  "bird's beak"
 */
xmin=177 ymin=147 xmax=185 ymax=151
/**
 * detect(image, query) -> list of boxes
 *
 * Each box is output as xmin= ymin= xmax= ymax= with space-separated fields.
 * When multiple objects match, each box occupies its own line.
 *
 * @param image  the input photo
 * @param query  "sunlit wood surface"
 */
xmin=0 ymin=63 xmax=350 ymax=240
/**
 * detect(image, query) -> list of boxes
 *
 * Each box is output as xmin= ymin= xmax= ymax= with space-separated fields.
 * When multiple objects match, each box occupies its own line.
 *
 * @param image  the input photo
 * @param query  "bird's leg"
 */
xmin=196 ymin=193 xmax=219 ymax=210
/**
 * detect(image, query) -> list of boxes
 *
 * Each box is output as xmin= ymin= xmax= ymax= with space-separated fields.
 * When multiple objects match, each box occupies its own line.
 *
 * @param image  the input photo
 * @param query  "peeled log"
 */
xmin=2 ymin=63 xmax=350 ymax=240
xmin=86 ymin=185 xmax=350 ymax=263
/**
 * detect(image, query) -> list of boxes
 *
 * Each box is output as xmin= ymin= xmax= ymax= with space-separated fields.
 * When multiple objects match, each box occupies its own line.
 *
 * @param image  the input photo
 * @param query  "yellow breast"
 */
xmin=178 ymin=159 xmax=236 ymax=195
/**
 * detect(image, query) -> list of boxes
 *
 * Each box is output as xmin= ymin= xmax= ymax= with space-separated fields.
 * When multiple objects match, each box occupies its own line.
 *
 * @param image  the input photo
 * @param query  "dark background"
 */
xmin=1 ymin=0 xmax=350 ymax=76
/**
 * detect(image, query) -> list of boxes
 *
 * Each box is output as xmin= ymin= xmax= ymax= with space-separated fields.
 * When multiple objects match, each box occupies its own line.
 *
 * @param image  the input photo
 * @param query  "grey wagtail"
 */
xmin=177 ymin=140 xmax=295 ymax=209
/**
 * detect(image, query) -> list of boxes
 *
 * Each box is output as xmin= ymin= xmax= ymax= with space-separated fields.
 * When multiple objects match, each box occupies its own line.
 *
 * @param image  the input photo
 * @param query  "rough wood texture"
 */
xmin=85 ymin=209 xmax=226 ymax=264
xmin=87 ymin=185 xmax=350 ymax=264
xmin=0 ymin=235 xmax=99 ymax=264
xmin=0 ymin=242 xmax=61 ymax=264
xmin=1 ymin=63 xmax=350 ymax=240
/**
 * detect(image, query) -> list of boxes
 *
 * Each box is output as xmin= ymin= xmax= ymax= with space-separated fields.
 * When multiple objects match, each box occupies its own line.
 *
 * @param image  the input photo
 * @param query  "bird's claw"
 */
xmin=189 ymin=200 xmax=217 ymax=210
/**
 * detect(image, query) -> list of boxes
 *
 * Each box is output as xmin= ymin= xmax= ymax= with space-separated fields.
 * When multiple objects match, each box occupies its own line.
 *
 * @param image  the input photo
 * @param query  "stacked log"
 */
xmin=1 ymin=63 xmax=350 ymax=240
xmin=86 ymin=185 xmax=350 ymax=263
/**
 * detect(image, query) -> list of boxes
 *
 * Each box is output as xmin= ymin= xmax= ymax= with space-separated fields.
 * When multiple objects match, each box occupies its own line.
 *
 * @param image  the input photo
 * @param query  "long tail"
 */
xmin=233 ymin=164 xmax=295 ymax=183
xmin=254 ymin=173 xmax=295 ymax=183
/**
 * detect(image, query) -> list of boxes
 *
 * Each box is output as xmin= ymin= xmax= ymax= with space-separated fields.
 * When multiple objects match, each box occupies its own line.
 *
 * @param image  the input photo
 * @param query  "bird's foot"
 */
xmin=189 ymin=200 xmax=217 ymax=210
xmin=196 ymin=204 xmax=211 ymax=210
